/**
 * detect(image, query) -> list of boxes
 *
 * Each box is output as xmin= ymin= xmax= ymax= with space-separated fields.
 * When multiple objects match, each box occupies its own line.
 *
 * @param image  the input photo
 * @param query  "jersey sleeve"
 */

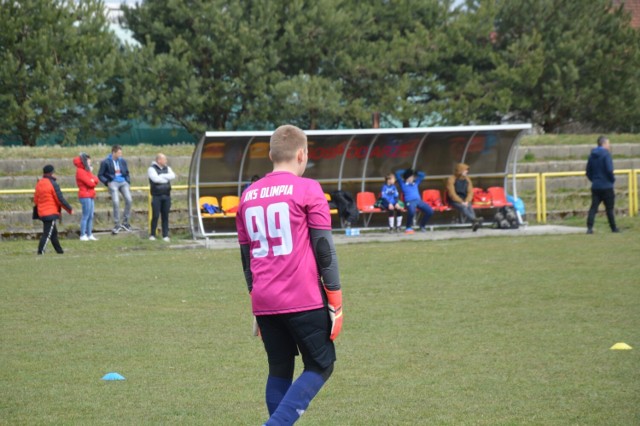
xmin=305 ymin=180 xmax=332 ymax=230
xmin=236 ymin=209 xmax=249 ymax=245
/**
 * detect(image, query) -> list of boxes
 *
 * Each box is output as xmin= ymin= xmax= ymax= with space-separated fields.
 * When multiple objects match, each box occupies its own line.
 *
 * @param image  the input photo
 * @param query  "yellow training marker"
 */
xmin=610 ymin=342 xmax=632 ymax=350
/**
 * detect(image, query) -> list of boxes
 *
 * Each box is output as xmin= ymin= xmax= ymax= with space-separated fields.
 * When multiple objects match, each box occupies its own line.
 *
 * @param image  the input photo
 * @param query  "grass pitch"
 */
xmin=1 ymin=228 xmax=639 ymax=425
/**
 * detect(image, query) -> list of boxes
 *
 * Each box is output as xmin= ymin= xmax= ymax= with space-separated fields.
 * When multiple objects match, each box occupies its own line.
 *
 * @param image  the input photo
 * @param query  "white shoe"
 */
xmin=79 ymin=235 xmax=89 ymax=241
xmin=88 ymin=235 xmax=98 ymax=241
xmin=163 ymin=237 xmax=170 ymax=242
xmin=149 ymin=236 xmax=156 ymax=241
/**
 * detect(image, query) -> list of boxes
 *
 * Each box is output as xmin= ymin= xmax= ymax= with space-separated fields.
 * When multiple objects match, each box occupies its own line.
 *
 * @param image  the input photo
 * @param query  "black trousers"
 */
xmin=150 ymin=194 xmax=171 ymax=237
xmin=38 ymin=219 xmax=63 ymax=254
xmin=587 ymin=188 xmax=617 ymax=230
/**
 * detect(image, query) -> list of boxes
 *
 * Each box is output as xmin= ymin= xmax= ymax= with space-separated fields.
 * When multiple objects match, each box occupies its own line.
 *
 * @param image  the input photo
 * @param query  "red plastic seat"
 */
xmin=356 ymin=191 xmax=381 ymax=213
xmin=486 ymin=186 xmax=513 ymax=207
xmin=422 ymin=189 xmax=449 ymax=211
xmin=356 ymin=191 xmax=383 ymax=227
xmin=472 ymin=187 xmax=492 ymax=208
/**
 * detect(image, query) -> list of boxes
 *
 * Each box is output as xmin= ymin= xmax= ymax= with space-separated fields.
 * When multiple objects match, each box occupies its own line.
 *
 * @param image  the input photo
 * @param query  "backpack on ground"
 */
xmin=493 ymin=206 xmax=519 ymax=229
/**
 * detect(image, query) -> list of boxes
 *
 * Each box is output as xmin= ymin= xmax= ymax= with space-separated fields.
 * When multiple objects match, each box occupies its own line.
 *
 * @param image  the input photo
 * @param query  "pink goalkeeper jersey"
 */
xmin=236 ymin=171 xmax=332 ymax=315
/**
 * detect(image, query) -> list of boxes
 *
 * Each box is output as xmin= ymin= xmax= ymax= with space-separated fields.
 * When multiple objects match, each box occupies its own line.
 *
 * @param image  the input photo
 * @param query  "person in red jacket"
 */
xmin=73 ymin=153 xmax=100 ymax=241
xmin=34 ymin=165 xmax=73 ymax=254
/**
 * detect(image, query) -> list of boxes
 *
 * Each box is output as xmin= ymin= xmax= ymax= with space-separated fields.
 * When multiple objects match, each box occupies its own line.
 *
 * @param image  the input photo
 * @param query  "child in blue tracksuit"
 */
xmin=395 ymin=168 xmax=433 ymax=233
xmin=380 ymin=173 xmax=404 ymax=232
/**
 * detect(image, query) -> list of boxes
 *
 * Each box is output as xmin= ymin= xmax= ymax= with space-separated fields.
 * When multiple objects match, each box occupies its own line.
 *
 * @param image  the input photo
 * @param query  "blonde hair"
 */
xmin=270 ymin=125 xmax=307 ymax=164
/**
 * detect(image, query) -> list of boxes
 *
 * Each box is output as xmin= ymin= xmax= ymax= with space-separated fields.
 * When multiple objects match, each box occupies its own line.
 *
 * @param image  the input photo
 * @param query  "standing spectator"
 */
xmin=236 ymin=124 xmax=343 ymax=425
xmin=98 ymin=145 xmax=132 ymax=234
xmin=395 ymin=168 xmax=433 ymax=233
xmin=148 ymin=153 xmax=176 ymax=242
xmin=73 ymin=153 xmax=100 ymax=241
xmin=586 ymin=136 xmax=620 ymax=234
xmin=380 ymin=173 xmax=404 ymax=232
xmin=446 ymin=163 xmax=483 ymax=232
xmin=34 ymin=165 xmax=73 ymax=255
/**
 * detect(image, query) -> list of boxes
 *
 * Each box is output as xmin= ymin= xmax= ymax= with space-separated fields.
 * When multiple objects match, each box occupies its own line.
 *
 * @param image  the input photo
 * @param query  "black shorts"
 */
xmin=257 ymin=308 xmax=336 ymax=371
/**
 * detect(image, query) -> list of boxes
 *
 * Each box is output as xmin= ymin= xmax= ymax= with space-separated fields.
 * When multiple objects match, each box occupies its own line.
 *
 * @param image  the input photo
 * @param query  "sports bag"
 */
xmin=493 ymin=206 xmax=519 ymax=229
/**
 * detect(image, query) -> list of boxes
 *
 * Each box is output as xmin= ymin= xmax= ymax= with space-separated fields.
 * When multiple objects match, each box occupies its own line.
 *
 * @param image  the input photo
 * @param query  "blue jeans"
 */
xmin=108 ymin=181 xmax=132 ymax=226
xmin=79 ymin=197 xmax=95 ymax=236
xmin=450 ymin=201 xmax=476 ymax=222
xmin=405 ymin=199 xmax=433 ymax=228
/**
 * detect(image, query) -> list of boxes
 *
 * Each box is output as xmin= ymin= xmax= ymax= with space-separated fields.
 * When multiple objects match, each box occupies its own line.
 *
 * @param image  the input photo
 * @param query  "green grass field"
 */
xmin=1 ymin=228 xmax=639 ymax=425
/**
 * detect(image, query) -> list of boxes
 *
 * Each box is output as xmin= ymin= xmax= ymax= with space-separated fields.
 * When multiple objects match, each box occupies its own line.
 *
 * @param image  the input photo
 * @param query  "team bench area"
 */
xmin=338 ymin=186 xmax=516 ymax=230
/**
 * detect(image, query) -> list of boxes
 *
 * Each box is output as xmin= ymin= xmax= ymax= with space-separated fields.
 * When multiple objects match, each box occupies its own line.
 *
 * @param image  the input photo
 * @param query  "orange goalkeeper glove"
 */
xmin=325 ymin=289 xmax=343 ymax=341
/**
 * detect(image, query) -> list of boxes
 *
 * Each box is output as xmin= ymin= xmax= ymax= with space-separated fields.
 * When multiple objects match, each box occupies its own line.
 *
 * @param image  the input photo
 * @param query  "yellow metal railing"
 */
xmin=508 ymin=172 xmax=542 ymax=223
xmin=540 ymin=170 xmax=636 ymax=223
xmin=1 ymin=172 xmax=638 ymax=227
xmin=632 ymin=169 xmax=639 ymax=216
xmin=2 ymin=185 xmax=189 ymax=230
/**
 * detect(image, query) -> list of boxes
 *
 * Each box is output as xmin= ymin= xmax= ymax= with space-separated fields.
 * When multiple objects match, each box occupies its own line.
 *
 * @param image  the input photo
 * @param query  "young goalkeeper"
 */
xmin=236 ymin=124 xmax=343 ymax=425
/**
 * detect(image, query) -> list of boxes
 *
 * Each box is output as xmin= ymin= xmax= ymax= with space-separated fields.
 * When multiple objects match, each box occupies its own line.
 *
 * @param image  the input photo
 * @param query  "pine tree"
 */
xmin=0 ymin=0 xmax=121 ymax=145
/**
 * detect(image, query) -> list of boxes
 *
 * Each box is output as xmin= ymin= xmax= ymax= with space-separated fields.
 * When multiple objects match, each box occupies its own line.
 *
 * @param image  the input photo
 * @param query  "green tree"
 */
xmin=0 ymin=0 xmax=122 ymax=146
xmin=337 ymin=0 xmax=453 ymax=127
xmin=122 ymin=0 xmax=280 ymax=133
xmin=122 ymin=0 xmax=363 ymax=132
xmin=270 ymin=74 xmax=345 ymax=129
xmin=494 ymin=0 xmax=640 ymax=132
xmin=119 ymin=0 xmax=640 ymax=133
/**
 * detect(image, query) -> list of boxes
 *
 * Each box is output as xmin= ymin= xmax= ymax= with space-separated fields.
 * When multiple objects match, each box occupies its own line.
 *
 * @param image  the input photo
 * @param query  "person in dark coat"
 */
xmin=147 ymin=153 xmax=176 ymax=241
xmin=98 ymin=144 xmax=132 ymax=234
xmin=34 ymin=165 xmax=74 ymax=254
xmin=586 ymin=136 xmax=620 ymax=234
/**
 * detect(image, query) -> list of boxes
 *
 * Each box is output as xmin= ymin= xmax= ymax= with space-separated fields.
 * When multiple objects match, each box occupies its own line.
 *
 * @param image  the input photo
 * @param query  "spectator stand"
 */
xmin=188 ymin=125 xmax=531 ymax=237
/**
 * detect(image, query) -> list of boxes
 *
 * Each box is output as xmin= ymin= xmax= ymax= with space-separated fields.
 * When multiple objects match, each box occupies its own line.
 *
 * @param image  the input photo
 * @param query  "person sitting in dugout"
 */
xmin=446 ymin=163 xmax=483 ymax=232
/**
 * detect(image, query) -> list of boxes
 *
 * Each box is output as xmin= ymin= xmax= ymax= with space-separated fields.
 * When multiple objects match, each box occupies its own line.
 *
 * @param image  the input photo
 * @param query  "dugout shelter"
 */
xmin=188 ymin=124 xmax=532 ymax=237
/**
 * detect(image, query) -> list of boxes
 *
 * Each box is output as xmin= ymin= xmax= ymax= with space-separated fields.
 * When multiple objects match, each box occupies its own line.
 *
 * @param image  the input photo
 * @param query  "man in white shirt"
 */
xmin=147 ymin=153 xmax=176 ymax=241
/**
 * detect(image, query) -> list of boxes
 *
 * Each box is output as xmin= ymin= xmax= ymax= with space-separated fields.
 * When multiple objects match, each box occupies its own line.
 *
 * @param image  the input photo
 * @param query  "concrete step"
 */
xmin=515 ymin=144 xmax=640 ymax=161
xmin=514 ymin=158 xmax=639 ymax=174
xmin=0 ymin=175 xmax=190 ymax=189
xmin=0 ymin=155 xmax=192 ymax=176
xmin=0 ymin=208 xmax=193 ymax=231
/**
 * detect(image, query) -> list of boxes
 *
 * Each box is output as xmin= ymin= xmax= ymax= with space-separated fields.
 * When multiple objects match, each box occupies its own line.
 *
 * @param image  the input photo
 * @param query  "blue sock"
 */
xmin=266 ymin=375 xmax=292 ymax=415
xmin=264 ymin=371 xmax=325 ymax=425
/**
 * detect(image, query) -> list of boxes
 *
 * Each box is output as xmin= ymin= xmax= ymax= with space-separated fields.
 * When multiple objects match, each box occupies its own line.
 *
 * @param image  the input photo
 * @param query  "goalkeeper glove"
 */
xmin=325 ymin=289 xmax=343 ymax=341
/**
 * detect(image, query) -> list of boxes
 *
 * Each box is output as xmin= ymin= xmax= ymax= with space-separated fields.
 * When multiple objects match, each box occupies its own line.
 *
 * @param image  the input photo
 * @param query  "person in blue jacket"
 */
xmin=395 ymin=168 xmax=433 ymax=233
xmin=98 ymin=145 xmax=132 ymax=234
xmin=380 ymin=173 xmax=404 ymax=232
xmin=586 ymin=136 xmax=620 ymax=234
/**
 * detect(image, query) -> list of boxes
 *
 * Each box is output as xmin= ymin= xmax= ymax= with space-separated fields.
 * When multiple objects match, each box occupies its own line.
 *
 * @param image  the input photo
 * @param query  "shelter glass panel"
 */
xmin=199 ymin=137 xmax=250 ymax=183
xmin=417 ymin=132 xmax=468 ymax=178
xmin=241 ymin=137 xmax=273 ymax=183
xmin=306 ymin=134 xmax=355 ymax=180
xmin=364 ymin=133 xmax=423 ymax=179
xmin=338 ymin=135 xmax=376 ymax=180
xmin=463 ymin=131 xmax=519 ymax=174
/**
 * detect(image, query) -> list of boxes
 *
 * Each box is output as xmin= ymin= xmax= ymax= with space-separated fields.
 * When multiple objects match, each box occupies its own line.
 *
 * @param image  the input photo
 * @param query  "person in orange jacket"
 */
xmin=34 ymin=165 xmax=73 ymax=254
xmin=73 ymin=153 xmax=100 ymax=241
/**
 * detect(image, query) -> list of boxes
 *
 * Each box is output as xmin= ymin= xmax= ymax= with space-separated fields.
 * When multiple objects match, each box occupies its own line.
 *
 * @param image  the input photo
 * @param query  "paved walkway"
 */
xmin=173 ymin=224 xmax=585 ymax=251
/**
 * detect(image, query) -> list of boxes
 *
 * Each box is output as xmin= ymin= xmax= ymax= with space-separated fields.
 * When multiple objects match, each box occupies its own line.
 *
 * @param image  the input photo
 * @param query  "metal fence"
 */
xmin=1 ymin=171 xmax=638 ymax=233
